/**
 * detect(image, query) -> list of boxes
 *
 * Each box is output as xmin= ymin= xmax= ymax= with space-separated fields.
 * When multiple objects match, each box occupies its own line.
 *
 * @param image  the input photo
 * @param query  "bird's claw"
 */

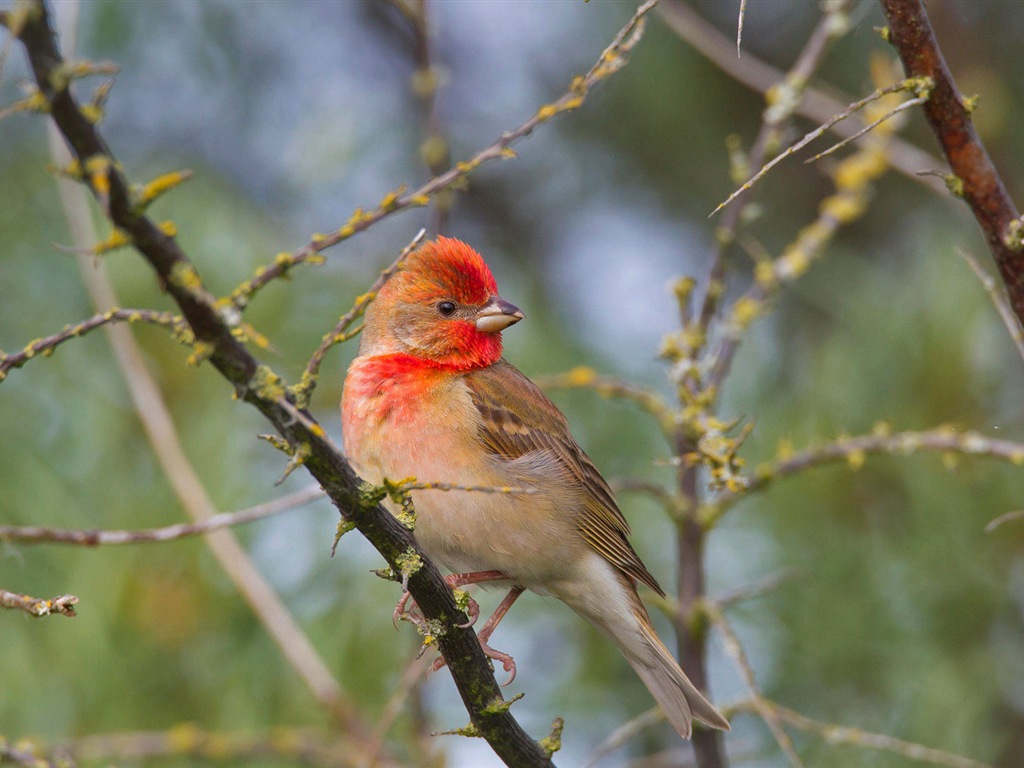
xmin=456 ymin=592 xmax=480 ymax=628
xmin=428 ymin=639 xmax=517 ymax=686
xmin=392 ymin=590 xmax=425 ymax=630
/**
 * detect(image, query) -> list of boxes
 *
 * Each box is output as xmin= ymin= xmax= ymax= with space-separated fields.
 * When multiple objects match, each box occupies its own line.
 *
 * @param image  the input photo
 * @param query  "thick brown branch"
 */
xmin=879 ymin=0 xmax=1024 ymax=324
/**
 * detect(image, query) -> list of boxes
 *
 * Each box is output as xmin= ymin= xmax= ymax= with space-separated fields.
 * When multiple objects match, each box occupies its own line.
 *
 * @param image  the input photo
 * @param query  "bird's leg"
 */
xmin=393 ymin=569 xmax=508 ymax=630
xmin=444 ymin=570 xmax=508 ymax=628
xmin=431 ymin=586 xmax=525 ymax=686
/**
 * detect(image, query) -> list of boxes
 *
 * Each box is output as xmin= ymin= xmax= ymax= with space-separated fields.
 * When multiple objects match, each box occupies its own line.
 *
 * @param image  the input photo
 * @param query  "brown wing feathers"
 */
xmin=466 ymin=360 xmax=665 ymax=597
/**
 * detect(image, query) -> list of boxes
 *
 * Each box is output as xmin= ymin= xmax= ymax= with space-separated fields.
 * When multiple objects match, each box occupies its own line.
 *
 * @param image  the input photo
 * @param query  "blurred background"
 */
xmin=2 ymin=1 xmax=1023 ymax=766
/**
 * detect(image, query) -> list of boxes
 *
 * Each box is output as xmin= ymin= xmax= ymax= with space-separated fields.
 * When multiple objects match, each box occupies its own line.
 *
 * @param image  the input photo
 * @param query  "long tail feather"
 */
xmin=624 ymin=604 xmax=731 ymax=737
xmin=552 ymin=556 xmax=730 ymax=739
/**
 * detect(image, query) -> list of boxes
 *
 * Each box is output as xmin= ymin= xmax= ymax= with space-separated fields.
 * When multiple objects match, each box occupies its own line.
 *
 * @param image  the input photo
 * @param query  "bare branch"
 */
xmin=293 ymin=228 xmax=425 ymax=408
xmin=0 ymin=737 xmax=76 ymax=768
xmin=658 ymin=1 xmax=947 ymax=196
xmin=804 ymin=95 xmax=928 ymax=163
xmin=704 ymin=602 xmax=804 ymax=768
xmin=0 ymin=308 xmax=188 ymax=381
xmin=0 ymin=589 xmax=78 ymax=618
xmin=67 ymin=726 xmax=372 ymax=768
xmin=710 ymin=79 xmax=929 ymax=217
xmin=582 ymin=708 xmax=663 ymax=768
xmin=534 ymin=367 xmax=674 ymax=434
xmin=708 ymin=427 xmax=1024 ymax=525
xmin=713 ymin=568 xmax=803 ymax=608
xmin=0 ymin=485 xmax=323 ymax=546
xmin=880 ymin=0 xmax=1024 ymax=325
xmin=731 ymin=700 xmax=995 ymax=768
xmin=229 ymin=0 xmax=658 ymax=310
xmin=957 ymin=246 xmax=1024 ymax=365
xmin=985 ymin=509 xmax=1024 ymax=534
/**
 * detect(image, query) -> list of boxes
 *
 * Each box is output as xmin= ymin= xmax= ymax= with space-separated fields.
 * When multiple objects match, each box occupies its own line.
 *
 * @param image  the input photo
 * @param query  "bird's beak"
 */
xmin=475 ymin=296 xmax=524 ymax=333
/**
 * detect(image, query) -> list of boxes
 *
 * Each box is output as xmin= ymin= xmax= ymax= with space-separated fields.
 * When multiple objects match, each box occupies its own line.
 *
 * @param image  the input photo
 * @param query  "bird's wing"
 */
xmin=464 ymin=359 xmax=664 ymax=596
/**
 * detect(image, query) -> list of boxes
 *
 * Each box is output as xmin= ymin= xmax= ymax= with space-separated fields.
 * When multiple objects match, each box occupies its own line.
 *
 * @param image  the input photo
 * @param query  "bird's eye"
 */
xmin=437 ymin=301 xmax=457 ymax=317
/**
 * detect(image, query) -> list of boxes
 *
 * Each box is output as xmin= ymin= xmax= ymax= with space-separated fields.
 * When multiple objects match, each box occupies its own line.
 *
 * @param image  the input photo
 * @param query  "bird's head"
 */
xmin=360 ymin=237 xmax=523 ymax=370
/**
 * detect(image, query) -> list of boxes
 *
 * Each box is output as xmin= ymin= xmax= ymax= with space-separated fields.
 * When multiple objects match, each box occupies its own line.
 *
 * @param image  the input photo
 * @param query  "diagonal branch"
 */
xmin=228 ymin=0 xmax=658 ymax=311
xmin=12 ymin=0 xmax=676 ymax=762
xmin=879 ymin=0 xmax=1024 ymax=324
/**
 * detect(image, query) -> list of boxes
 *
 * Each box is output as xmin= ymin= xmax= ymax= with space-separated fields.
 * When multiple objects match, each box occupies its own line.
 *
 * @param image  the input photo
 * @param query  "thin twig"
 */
xmin=293 ymin=228 xmax=425 ymax=407
xmin=229 ymin=0 xmax=659 ymax=310
xmin=363 ymin=652 xmax=436 ymax=768
xmin=657 ymin=1 xmax=947 ymax=196
xmin=805 ymin=95 xmax=927 ymax=163
xmin=735 ymin=0 xmax=746 ymax=58
xmin=0 ymin=308 xmax=188 ymax=380
xmin=534 ymin=367 xmax=673 ymax=434
xmin=0 ymin=485 xmax=323 ymax=546
xmin=731 ymin=700 xmax=995 ymax=768
xmin=985 ymin=509 xmax=1024 ymax=533
xmin=582 ymin=708 xmax=663 ymax=768
xmin=68 ymin=726 xmax=368 ymax=768
xmin=704 ymin=602 xmax=804 ymax=768
xmin=957 ymin=246 xmax=1024 ymax=365
xmin=0 ymin=589 xmax=78 ymax=617
xmin=710 ymin=79 xmax=928 ymax=217
xmin=713 ymin=568 xmax=802 ymax=608
xmin=708 ymin=427 xmax=1024 ymax=525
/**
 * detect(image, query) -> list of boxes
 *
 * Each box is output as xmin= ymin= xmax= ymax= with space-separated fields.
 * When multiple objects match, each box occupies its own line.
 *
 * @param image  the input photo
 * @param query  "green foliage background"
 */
xmin=2 ymin=2 xmax=1023 ymax=766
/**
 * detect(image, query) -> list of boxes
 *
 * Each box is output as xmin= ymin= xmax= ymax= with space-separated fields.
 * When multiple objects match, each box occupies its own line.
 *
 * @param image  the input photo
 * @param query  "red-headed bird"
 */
xmin=342 ymin=237 xmax=729 ymax=738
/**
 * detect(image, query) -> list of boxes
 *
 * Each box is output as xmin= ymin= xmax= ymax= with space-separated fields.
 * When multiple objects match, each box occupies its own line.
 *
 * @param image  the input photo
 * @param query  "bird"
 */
xmin=341 ymin=236 xmax=730 ymax=738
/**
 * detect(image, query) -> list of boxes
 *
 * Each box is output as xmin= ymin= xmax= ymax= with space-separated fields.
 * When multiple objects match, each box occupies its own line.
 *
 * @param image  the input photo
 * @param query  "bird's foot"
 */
xmin=429 ymin=638 xmax=518 ymax=686
xmin=392 ymin=590 xmax=425 ymax=630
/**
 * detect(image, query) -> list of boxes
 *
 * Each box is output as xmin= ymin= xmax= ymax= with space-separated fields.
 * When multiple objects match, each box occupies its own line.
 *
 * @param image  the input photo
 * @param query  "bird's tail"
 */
xmin=620 ymin=598 xmax=730 ymax=738
xmin=553 ymin=562 xmax=730 ymax=739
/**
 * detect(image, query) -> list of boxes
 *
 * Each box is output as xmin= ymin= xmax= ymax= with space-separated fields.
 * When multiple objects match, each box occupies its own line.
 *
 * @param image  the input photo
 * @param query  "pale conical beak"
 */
xmin=475 ymin=296 xmax=524 ymax=333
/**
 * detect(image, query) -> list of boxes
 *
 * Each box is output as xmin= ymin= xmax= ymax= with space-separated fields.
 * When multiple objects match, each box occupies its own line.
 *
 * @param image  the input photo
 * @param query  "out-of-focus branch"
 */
xmin=383 ymin=0 xmax=451 ymax=236
xmin=880 ymin=0 xmax=1024 ymax=324
xmin=0 ymin=589 xmax=78 ymax=618
xmin=730 ymin=700 xmax=995 ymax=768
xmin=704 ymin=602 xmax=804 ymax=768
xmin=0 ymin=737 xmax=75 ymax=768
xmin=63 ymin=725 xmax=374 ymax=768
xmin=707 ymin=427 xmax=1024 ymax=525
xmin=228 ymin=0 xmax=658 ymax=311
xmin=535 ymin=367 xmax=674 ymax=434
xmin=0 ymin=308 xmax=188 ymax=381
xmin=957 ymin=247 xmax=1024 ymax=365
xmin=691 ymin=0 xmax=853 ymax=340
xmin=0 ymin=485 xmax=323 ymax=546
xmin=658 ymin=0 xmax=947 ymax=196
